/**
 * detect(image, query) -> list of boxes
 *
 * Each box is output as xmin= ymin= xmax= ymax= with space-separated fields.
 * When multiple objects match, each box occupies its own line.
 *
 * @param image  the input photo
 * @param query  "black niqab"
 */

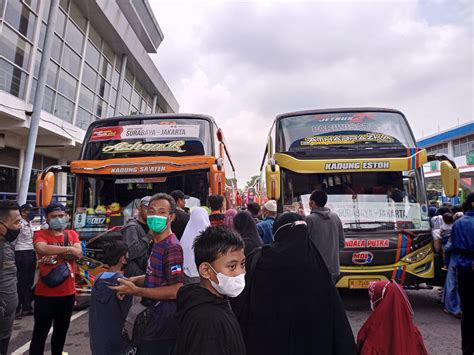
xmin=234 ymin=211 xmax=263 ymax=256
xmin=231 ymin=213 xmax=356 ymax=355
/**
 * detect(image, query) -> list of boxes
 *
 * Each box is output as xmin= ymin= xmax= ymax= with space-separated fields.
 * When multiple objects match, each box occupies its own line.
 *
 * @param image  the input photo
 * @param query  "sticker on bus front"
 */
xmin=352 ymin=252 xmax=374 ymax=265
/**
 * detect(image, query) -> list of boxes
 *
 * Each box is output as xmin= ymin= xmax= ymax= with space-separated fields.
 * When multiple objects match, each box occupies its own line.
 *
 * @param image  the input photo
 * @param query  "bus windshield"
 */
xmin=281 ymin=169 xmax=430 ymax=231
xmin=73 ymin=171 xmax=208 ymax=238
xmin=276 ymin=112 xmax=416 ymax=153
xmin=83 ymin=118 xmax=213 ymax=160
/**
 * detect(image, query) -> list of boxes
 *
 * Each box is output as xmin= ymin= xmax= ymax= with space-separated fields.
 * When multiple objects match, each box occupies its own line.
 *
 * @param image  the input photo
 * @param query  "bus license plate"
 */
xmin=349 ymin=279 xmax=380 ymax=289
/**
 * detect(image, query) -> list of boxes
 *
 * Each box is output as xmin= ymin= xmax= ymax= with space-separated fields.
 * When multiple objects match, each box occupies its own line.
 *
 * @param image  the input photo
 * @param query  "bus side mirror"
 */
xmin=210 ymin=164 xmax=225 ymax=196
xmin=440 ymin=161 xmax=460 ymax=197
xmin=36 ymin=172 xmax=55 ymax=207
xmin=265 ymin=163 xmax=281 ymax=201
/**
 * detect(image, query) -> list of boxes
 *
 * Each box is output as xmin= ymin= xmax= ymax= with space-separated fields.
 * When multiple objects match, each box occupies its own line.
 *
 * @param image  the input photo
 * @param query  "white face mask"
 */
xmin=208 ymin=264 xmax=246 ymax=298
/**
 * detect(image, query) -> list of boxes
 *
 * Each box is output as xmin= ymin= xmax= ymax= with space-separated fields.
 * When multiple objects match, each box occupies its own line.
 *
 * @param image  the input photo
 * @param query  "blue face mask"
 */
xmin=49 ymin=217 xmax=66 ymax=231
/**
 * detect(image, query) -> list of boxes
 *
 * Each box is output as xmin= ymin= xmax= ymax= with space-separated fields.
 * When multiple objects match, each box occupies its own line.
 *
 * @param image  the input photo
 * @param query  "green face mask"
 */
xmin=147 ymin=215 xmax=168 ymax=234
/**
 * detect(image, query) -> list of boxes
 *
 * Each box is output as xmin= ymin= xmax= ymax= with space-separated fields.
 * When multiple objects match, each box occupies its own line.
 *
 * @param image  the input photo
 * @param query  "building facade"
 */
xmin=417 ymin=121 xmax=474 ymax=201
xmin=0 ymin=0 xmax=178 ymax=199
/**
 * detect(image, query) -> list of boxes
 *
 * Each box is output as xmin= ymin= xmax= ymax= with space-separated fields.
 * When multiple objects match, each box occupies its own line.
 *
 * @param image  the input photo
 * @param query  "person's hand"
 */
xmin=108 ymin=278 xmax=139 ymax=296
xmin=127 ymin=275 xmax=145 ymax=286
xmin=40 ymin=256 xmax=57 ymax=264
xmin=70 ymin=247 xmax=83 ymax=259
xmin=62 ymin=247 xmax=82 ymax=260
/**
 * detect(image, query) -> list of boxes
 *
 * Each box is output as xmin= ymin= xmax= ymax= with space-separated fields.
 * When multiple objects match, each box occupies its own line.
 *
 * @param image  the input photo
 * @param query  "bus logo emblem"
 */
xmin=352 ymin=252 xmax=374 ymax=265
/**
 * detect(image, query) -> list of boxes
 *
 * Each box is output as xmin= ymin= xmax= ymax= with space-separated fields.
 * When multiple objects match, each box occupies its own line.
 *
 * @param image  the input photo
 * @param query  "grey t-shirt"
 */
xmin=0 ymin=240 xmax=18 ymax=296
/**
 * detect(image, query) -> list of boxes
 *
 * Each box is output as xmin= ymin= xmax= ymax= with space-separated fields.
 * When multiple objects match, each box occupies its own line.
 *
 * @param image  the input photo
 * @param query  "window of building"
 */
xmin=453 ymin=135 xmax=474 ymax=157
xmin=55 ymin=8 xmax=66 ymax=37
xmin=0 ymin=147 xmax=20 ymax=194
xmin=57 ymin=69 xmax=77 ymax=99
xmin=65 ymin=19 xmax=83 ymax=53
xmin=426 ymin=143 xmax=448 ymax=155
xmin=0 ymin=57 xmax=27 ymax=98
xmin=119 ymin=98 xmax=130 ymax=116
xmin=76 ymin=107 xmax=93 ymax=130
xmin=122 ymin=80 xmax=131 ymax=102
xmin=62 ymin=44 xmax=80 ymax=76
xmin=85 ymin=40 xmax=100 ymax=69
xmin=68 ymin=1 xmax=86 ymax=32
xmin=42 ymin=85 xmax=55 ymax=112
xmin=51 ymin=33 xmax=63 ymax=62
xmin=79 ymin=84 xmax=94 ymax=111
xmin=4 ymin=0 xmax=37 ymax=41
xmin=0 ymin=166 xmax=18 ymax=193
xmin=54 ymin=93 xmax=74 ymax=122
xmin=0 ymin=24 xmax=32 ymax=70
xmin=46 ymin=59 xmax=59 ymax=88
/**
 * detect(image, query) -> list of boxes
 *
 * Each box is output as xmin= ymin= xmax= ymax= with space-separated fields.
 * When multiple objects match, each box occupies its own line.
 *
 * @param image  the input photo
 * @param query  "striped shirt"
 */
xmin=143 ymin=233 xmax=184 ymax=295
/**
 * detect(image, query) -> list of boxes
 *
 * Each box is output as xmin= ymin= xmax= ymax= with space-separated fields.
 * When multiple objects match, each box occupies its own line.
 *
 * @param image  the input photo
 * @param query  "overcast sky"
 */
xmin=149 ymin=0 xmax=473 ymax=184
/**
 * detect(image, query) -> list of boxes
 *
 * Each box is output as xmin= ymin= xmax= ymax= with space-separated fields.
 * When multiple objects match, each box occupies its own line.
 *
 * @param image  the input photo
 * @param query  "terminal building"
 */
xmin=0 ymin=0 xmax=178 ymax=200
xmin=417 ymin=121 xmax=474 ymax=202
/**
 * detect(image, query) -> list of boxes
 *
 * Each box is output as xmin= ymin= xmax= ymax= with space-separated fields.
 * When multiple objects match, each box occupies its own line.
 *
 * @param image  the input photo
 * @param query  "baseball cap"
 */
xmin=264 ymin=200 xmax=277 ymax=212
xmin=170 ymin=190 xmax=189 ymax=201
xmin=20 ymin=203 xmax=34 ymax=211
xmin=45 ymin=202 xmax=65 ymax=215
xmin=140 ymin=196 xmax=152 ymax=207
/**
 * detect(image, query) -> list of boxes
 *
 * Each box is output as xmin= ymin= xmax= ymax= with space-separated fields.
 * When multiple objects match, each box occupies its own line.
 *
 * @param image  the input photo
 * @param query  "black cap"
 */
xmin=20 ymin=203 xmax=34 ymax=211
xmin=45 ymin=202 xmax=65 ymax=215
xmin=170 ymin=190 xmax=189 ymax=201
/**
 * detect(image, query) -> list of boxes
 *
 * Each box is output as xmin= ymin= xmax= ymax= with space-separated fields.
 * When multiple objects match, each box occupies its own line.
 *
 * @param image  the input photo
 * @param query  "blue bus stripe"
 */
xmin=396 ymin=266 xmax=402 ymax=280
xmin=411 ymin=149 xmax=416 ymax=169
xmin=400 ymin=233 xmax=407 ymax=258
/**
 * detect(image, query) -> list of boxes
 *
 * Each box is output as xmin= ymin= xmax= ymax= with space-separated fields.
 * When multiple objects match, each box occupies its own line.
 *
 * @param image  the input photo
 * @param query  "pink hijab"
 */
xmin=224 ymin=209 xmax=238 ymax=230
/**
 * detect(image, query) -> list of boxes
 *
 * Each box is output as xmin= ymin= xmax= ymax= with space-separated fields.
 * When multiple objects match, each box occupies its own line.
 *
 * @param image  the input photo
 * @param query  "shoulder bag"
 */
xmin=40 ymin=232 xmax=72 ymax=288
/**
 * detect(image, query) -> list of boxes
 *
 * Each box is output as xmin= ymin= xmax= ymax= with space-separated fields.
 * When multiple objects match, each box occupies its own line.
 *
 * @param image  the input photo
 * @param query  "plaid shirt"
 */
xmin=144 ymin=234 xmax=184 ymax=292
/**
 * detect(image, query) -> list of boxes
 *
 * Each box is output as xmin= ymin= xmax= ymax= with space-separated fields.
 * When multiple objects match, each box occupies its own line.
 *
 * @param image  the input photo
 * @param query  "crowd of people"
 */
xmin=429 ymin=194 xmax=474 ymax=355
xmin=0 ymin=189 xmax=473 ymax=354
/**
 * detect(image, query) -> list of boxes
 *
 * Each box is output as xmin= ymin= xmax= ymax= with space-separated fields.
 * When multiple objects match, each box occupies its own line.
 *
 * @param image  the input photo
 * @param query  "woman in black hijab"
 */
xmin=231 ymin=213 xmax=356 ymax=355
xmin=234 ymin=211 xmax=263 ymax=256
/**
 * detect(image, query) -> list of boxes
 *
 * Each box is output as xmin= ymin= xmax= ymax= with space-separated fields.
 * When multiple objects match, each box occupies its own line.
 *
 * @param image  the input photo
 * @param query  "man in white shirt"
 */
xmin=13 ymin=203 xmax=36 ymax=318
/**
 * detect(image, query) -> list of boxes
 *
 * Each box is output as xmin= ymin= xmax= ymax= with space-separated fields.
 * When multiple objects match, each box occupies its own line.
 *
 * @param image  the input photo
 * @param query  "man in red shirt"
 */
xmin=208 ymin=195 xmax=225 ymax=227
xmin=29 ymin=203 xmax=82 ymax=355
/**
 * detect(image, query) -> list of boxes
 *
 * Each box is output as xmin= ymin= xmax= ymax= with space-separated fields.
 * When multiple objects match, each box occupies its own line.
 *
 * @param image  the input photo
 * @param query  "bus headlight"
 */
xmin=401 ymin=245 xmax=432 ymax=264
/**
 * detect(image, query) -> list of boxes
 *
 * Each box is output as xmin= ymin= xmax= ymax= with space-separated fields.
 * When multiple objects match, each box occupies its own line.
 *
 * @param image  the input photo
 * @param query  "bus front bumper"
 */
xmin=335 ymin=246 xmax=435 ymax=288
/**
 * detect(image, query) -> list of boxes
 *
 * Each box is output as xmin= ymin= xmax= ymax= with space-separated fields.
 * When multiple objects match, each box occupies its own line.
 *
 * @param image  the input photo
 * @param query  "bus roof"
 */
xmin=273 ymin=107 xmax=417 ymax=144
xmin=87 ymin=113 xmax=219 ymax=129
xmin=275 ymin=107 xmax=405 ymax=121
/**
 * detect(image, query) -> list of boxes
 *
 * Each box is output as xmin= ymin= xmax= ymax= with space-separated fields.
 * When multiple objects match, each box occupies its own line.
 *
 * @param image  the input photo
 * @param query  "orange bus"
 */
xmin=36 ymin=114 xmax=235 ymax=299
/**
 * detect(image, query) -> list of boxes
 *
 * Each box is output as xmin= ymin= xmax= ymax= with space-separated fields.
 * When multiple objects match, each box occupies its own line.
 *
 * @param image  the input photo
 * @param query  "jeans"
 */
xmin=15 ymin=250 xmax=36 ymax=312
xmin=29 ymin=295 xmax=75 ymax=355
xmin=458 ymin=266 xmax=474 ymax=355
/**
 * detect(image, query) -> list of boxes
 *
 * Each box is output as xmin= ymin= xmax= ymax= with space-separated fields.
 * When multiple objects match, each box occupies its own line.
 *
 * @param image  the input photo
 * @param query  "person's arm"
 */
xmin=122 ymin=225 xmax=146 ymax=260
xmin=35 ymin=242 xmax=82 ymax=258
xmin=337 ymin=217 xmax=345 ymax=249
xmin=256 ymin=223 xmax=264 ymax=238
xmin=450 ymin=223 xmax=462 ymax=251
xmin=110 ymin=278 xmax=183 ymax=300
